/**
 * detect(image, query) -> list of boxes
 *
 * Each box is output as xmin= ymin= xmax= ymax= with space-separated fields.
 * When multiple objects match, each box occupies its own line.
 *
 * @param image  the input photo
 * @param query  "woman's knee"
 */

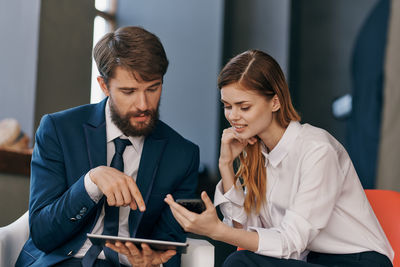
xmin=222 ymin=250 xmax=251 ymax=267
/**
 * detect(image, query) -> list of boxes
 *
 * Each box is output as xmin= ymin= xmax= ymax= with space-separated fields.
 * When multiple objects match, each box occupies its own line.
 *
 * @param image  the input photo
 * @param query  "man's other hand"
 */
xmin=106 ymin=241 xmax=176 ymax=267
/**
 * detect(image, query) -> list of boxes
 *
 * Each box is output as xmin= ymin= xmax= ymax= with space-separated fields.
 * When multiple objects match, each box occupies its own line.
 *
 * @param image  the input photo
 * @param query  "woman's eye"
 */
xmin=241 ymin=106 xmax=250 ymax=111
xmin=223 ymin=105 xmax=232 ymax=110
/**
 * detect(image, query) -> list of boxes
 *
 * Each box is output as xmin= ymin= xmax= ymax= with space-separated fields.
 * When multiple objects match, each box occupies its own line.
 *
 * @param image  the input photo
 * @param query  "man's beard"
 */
xmin=109 ymin=98 xmax=159 ymax=137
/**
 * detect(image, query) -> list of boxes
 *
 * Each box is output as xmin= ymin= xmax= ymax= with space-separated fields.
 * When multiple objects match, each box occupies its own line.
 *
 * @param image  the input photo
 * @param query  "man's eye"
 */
xmin=147 ymin=87 xmax=158 ymax=92
xmin=122 ymin=90 xmax=133 ymax=95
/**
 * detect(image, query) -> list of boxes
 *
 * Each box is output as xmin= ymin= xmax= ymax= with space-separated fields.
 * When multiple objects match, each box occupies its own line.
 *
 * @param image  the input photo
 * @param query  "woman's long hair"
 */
xmin=218 ymin=50 xmax=300 ymax=214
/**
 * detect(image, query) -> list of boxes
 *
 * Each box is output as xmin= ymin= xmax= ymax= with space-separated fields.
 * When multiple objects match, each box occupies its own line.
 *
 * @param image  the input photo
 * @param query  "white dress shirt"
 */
xmin=214 ymin=121 xmax=394 ymax=262
xmin=75 ymin=100 xmax=144 ymax=266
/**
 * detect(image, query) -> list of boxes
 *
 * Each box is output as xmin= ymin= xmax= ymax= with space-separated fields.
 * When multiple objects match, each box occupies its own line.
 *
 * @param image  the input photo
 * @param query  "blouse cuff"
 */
xmin=248 ymin=226 xmax=284 ymax=258
xmin=214 ymin=180 xmax=245 ymax=206
xmin=84 ymin=172 xmax=103 ymax=203
xmin=214 ymin=180 xmax=247 ymax=225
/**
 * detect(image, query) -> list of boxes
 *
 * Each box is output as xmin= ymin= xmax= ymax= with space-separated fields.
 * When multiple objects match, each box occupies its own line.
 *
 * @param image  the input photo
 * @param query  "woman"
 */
xmin=164 ymin=50 xmax=394 ymax=266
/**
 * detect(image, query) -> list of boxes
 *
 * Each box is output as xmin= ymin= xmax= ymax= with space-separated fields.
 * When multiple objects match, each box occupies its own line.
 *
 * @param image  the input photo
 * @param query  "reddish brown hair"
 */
xmin=218 ymin=50 xmax=300 ymax=214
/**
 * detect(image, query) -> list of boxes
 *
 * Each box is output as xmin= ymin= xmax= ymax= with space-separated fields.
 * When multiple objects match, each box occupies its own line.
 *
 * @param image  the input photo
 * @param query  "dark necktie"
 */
xmin=82 ymin=137 xmax=132 ymax=267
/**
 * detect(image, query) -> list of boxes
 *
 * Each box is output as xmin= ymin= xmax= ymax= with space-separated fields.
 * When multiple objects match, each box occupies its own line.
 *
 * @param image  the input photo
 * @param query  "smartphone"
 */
xmin=176 ymin=199 xmax=206 ymax=214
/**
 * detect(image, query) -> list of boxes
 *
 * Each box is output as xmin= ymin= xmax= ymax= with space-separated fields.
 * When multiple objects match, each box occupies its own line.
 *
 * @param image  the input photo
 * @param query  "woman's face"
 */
xmin=221 ymin=83 xmax=279 ymax=140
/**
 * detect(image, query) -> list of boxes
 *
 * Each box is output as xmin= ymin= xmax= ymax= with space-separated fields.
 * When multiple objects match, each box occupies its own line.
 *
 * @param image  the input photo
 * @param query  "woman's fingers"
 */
xmin=201 ymin=191 xmax=214 ymax=210
xmin=222 ymin=128 xmax=243 ymax=143
xmin=165 ymin=195 xmax=195 ymax=217
xmin=164 ymin=195 xmax=194 ymax=230
xmin=248 ymin=136 xmax=258 ymax=145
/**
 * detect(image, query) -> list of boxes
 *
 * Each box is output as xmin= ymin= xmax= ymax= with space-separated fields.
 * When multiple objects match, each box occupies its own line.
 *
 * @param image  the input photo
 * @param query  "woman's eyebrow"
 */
xmin=221 ymin=99 xmax=249 ymax=105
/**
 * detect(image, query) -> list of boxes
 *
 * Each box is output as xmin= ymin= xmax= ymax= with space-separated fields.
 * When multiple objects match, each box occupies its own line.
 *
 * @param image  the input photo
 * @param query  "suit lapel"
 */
xmin=83 ymin=98 xmax=107 ymax=224
xmin=83 ymin=124 xmax=107 ymax=169
xmin=129 ymin=123 xmax=167 ymax=237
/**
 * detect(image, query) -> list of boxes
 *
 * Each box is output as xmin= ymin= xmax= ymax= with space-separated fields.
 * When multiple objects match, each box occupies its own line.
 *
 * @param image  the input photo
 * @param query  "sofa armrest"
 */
xmin=182 ymin=237 xmax=214 ymax=267
xmin=0 ymin=211 xmax=29 ymax=267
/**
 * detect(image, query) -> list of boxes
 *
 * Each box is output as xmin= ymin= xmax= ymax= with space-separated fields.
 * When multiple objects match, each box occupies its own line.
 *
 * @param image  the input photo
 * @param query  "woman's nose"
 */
xmin=228 ymin=108 xmax=240 ymax=121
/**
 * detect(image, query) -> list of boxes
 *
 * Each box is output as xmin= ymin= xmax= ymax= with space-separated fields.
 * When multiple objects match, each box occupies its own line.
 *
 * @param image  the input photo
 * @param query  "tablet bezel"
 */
xmin=87 ymin=233 xmax=188 ymax=254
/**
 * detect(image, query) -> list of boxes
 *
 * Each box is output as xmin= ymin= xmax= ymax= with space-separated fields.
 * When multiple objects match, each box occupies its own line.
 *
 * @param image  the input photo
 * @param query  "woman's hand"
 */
xmin=165 ymin=191 xmax=260 ymax=252
xmin=164 ymin=191 xmax=222 ymax=239
xmin=105 ymin=241 xmax=176 ymax=267
xmin=219 ymin=127 xmax=257 ymax=166
xmin=219 ymin=128 xmax=258 ymax=192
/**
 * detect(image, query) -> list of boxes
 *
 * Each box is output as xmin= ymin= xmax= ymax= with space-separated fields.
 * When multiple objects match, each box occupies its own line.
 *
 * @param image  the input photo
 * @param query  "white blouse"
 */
xmin=214 ymin=121 xmax=394 ymax=262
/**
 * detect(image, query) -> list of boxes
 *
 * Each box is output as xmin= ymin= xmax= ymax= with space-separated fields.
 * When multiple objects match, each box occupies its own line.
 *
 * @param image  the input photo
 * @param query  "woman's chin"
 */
xmin=235 ymin=131 xmax=256 ymax=141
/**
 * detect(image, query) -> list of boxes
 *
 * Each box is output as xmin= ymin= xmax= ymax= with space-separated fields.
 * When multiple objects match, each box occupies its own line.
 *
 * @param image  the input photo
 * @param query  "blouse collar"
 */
xmin=261 ymin=121 xmax=302 ymax=167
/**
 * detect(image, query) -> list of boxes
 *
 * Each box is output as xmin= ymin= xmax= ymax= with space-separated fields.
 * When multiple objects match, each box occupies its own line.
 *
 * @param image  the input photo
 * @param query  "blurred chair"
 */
xmin=0 ymin=211 xmax=214 ymax=267
xmin=0 ymin=212 xmax=29 ymax=267
xmin=365 ymin=189 xmax=400 ymax=267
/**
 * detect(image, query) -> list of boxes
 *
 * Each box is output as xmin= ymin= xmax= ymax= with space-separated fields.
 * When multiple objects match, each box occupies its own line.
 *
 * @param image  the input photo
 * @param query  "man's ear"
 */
xmin=271 ymin=94 xmax=281 ymax=112
xmin=97 ymin=76 xmax=110 ymax=96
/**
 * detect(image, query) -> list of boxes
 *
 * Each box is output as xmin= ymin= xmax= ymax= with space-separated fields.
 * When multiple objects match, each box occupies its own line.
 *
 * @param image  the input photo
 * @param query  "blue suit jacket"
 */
xmin=16 ymin=99 xmax=199 ymax=267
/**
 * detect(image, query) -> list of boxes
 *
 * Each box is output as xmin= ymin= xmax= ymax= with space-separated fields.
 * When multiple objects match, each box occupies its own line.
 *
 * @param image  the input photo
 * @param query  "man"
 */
xmin=16 ymin=26 xmax=199 ymax=267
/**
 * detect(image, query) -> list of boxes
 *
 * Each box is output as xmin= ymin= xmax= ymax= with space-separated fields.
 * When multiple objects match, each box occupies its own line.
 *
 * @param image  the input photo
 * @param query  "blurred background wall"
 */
xmin=0 ymin=0 xmax=41 ymax=139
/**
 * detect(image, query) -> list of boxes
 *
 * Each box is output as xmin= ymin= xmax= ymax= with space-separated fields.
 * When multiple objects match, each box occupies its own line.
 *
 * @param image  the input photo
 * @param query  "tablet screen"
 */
xmin=87 ymin=233 xmax=188 ymax=254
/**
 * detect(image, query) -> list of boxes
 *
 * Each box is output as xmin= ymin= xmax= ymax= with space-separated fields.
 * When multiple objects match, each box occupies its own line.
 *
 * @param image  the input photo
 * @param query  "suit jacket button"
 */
xmin=70 ymin=217 xmax=77 ymax=222
xmin=81 ymin=207 xmax=87 ymax=212
xmin=76 ymin=214 xmax=82 ymax=220
xmin=67 ymin=250 xmax=73 ymax=256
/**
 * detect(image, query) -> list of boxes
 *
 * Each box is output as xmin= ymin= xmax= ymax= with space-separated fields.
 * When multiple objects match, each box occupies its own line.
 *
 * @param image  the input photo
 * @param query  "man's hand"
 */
xmin=106 ymin=241 xmax=176 ymax=267
xmin=89 ymin=166 xmax=146 ymax=211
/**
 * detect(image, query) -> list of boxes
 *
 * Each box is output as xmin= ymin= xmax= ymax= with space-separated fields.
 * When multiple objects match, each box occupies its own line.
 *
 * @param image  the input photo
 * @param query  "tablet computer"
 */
xmin=87 ymin=233 xmax=188 ymax=254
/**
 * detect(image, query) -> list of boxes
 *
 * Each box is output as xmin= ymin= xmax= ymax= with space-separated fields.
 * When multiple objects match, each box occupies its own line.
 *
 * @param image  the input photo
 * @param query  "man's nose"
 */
xmin=135 ymin=92 xmax=148 ymax=111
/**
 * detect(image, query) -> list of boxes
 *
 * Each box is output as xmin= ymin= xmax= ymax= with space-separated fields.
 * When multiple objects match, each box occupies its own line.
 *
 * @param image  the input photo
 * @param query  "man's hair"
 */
xmin=93 ymin=26 xmax=169 ymax=84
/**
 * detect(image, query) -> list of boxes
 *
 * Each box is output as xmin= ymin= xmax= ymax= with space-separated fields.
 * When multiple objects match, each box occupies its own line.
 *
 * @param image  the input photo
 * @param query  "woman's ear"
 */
xmin=271 ymin=94 xmax=281 ymax=112
xmin=97 ymin=76 xmax=110 ymax=96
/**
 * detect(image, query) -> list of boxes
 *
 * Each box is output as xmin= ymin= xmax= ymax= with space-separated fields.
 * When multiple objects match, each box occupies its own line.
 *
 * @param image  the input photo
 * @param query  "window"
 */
xmin=90 ymin=0 xmax=117 ymax=103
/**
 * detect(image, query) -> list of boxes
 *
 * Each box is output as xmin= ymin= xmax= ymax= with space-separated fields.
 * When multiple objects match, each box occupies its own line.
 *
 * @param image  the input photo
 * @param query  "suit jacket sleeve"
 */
xmin=29 ymin=114 xmax=97 ymax=253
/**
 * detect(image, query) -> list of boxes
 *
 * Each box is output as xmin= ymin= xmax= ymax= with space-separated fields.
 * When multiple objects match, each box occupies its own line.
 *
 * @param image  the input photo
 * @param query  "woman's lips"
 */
xmin=231 ymin=123 xmax=247 ymax=133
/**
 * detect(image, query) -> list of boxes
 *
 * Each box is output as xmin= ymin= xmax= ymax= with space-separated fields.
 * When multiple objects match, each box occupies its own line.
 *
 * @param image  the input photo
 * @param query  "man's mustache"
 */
xmin=126 ymin=110 xmax=154 ymax=118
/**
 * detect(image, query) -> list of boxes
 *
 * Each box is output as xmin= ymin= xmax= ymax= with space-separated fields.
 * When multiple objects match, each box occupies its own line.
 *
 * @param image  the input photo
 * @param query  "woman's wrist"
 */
xmin=218 ymin=158 xmax=234 ymax=169
xmin=219 ymin=162 xmax=236 ymax=192
xmin=209 ymin=220 xmax=227 ymax=241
